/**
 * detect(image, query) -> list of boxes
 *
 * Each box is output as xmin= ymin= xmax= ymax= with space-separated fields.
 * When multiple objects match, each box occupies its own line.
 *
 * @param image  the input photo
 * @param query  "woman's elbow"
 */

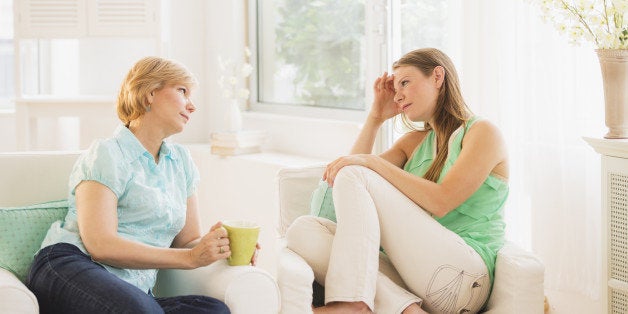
xmin=427 ymin=201 xmax=454 ymax=218
xmin=82 ymin=236 xmax=114 ymax=262
xmin=430 ymin=208 xmax=449 ymax=218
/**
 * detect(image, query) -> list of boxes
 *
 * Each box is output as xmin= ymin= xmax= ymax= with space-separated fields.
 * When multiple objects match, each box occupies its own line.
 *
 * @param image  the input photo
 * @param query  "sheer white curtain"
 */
xmin=457 ymin=0 xmax=604 ymax=299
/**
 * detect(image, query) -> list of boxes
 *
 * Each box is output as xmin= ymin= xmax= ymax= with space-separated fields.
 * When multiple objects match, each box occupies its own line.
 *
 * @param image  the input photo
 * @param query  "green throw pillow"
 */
xmin=0 ymin=200 xmax=68 ymax=283
xmin=310 ymin=180 xmax=337 ymax=222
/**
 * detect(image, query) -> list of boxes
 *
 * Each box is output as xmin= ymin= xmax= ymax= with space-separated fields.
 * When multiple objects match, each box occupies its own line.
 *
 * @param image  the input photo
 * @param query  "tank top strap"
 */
xmin=447 ymin=116 xmax=481 ymax=160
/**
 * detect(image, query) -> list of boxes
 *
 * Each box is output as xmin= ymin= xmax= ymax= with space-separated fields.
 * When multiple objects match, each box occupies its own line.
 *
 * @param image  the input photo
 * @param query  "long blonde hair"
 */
xmin=117 ymin=56 xmax=197 ymax=126
xmin=393 ymin=48 xmax=472 ymax=182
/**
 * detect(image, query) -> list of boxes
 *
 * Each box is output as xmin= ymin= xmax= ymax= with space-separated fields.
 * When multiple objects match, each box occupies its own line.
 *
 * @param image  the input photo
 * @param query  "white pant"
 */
xmin=286 ymin=165 xmax=490 ymax=314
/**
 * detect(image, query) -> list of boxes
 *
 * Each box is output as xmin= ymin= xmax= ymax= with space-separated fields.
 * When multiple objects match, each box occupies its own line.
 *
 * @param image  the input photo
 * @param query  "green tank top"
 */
xmin=403 ymin=117 xmax=507 ymax=283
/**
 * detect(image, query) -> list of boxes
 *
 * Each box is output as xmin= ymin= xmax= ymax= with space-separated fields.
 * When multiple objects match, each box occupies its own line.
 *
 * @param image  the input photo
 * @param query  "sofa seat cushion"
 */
xmin=0 ymin=200 xmax=68 ymax=282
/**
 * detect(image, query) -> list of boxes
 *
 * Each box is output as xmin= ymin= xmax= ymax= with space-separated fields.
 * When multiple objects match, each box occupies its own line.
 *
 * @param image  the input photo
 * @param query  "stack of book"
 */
xmin=210 ymin=130 xmax=268 ymax=156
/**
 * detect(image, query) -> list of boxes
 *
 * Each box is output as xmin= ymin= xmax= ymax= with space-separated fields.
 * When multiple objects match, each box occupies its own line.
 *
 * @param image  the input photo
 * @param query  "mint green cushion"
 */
xmin=0 ymin=200 xmax=68 ymax=282
xmin=310 ymin=180 xmax=336 ymax=222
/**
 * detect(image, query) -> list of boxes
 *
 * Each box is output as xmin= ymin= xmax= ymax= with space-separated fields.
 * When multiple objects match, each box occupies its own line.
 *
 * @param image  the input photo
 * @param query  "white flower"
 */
xmin=241 ymin=63 xmax=253 ymax=78
xmin=237 ymin=88 xmax=250 ymax=100
xmin=218 ymin=47 xmax=253 ymax=103
xmin=530 ymin=0 xmax=628 ymax=49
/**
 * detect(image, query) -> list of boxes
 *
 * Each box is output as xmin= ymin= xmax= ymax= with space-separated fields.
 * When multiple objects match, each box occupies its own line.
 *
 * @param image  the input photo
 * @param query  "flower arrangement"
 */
xmin=218 ymin=47 xmax=254 ymax=103
xmin=532 ymin=0 xmax=628 ymax=49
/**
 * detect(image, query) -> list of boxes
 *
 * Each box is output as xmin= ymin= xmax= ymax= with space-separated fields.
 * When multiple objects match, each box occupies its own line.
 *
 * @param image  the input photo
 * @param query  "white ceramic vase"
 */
xmin=225 ymin=100 xmax=243 ymax=132
xmin=597 ymin=49 xmax=628 ymax=139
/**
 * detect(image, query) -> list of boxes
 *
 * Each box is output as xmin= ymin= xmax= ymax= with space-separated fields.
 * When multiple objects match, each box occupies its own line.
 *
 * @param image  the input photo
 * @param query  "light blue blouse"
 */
xmin=40 ymin=125 xmax=200 ymax=292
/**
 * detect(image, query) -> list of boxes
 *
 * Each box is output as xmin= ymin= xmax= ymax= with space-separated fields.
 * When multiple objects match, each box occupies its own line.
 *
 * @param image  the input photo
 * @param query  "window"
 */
xmin=252 ymin=0 xmax=460 ymax=123
xmin=255 ymin=0 xmax=369 ymax=113
xmin=390 ymin=0 xmax=461 ymax=140
xmin=392 ymin=0 xmax=460 ymax=58
xmin=0 ymin=0 xmax=13 ymax=109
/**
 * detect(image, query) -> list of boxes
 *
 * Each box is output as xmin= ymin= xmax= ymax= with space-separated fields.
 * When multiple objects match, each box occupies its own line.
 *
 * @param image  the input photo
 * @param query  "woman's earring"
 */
xmin=146 ymin=104 xmax=151 ymax=112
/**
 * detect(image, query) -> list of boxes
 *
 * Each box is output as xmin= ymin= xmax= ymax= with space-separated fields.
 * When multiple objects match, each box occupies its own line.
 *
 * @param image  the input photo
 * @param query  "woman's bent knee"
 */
xmin=286 ymin=216 xmax=335 ymax=250
xmin=335 ymin=165 xmax=371 ymax=182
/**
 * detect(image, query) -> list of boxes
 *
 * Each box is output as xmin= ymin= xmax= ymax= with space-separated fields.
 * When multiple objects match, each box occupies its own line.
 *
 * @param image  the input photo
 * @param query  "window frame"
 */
xmin=246 ymin=0 xmax=389 ymax=123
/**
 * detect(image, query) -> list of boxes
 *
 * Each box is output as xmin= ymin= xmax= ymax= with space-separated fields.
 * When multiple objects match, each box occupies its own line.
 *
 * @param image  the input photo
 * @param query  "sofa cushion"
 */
xmin=309 ymin=180 xmax=337 ymax=223
xmin=483 ymin=241 xmax=545 ymax=313
xmin=0 ymin=200 xmax=68 ymax=283
xmin=277 ymin=165 xmax=326 ymax=236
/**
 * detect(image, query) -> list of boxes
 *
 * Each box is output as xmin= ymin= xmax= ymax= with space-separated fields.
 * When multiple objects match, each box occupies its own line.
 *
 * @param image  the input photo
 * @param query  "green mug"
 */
xmin=222 ymin=220 xmax=260 ymax=266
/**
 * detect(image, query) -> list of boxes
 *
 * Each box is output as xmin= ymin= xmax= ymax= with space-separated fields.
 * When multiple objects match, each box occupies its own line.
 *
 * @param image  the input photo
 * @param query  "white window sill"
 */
xmin=239 ymin=111 xmax=363 ymax=160
xmin=186 ymin=144 xmax=328 ymax=168
xmin=0 ymin=109 xmax=14 ymax=117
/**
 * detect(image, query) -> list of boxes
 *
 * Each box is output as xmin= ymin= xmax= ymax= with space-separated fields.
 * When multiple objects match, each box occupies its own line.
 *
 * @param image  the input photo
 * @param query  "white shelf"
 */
xmin=584 ymin=137 xmax=628 ymax=159
xmin=186 ymin=144 xmax=328 ymax=168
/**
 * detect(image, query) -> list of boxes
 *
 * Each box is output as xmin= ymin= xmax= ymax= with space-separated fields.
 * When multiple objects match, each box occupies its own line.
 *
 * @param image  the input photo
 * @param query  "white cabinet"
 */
xmin=14 ymin=96 xmax=118 ymax=150
xmin=12 ymin=0 xmax=162 ymax=150
xmin=586 ymin=137 xmax=628 ymax=313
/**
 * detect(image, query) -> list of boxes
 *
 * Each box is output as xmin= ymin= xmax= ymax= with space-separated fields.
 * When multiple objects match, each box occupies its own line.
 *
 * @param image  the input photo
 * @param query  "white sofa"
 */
xmin=0 ymin=151 xmax=280 ymax=314
xmin=275 ymin=165 xmax=546 ymax=314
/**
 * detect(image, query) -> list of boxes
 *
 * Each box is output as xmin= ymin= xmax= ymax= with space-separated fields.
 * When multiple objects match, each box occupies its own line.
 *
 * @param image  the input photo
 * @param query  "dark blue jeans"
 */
xmin=27 ymin=243 xmax=230 ymax=314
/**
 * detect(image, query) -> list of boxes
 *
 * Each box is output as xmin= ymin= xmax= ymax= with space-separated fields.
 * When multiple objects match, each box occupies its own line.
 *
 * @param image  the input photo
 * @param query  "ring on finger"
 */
xmin=219 ymin=246 xmax=224 ymax=254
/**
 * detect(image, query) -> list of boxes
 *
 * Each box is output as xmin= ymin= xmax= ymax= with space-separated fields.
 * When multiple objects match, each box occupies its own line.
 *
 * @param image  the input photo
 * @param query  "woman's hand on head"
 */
xmin=371 ymin=72 xmax=401 ymax=122
xmin=323 ymin=154 xmax=374 ymax=187
xmin=188 ymin=221 xmax=230 ymax=268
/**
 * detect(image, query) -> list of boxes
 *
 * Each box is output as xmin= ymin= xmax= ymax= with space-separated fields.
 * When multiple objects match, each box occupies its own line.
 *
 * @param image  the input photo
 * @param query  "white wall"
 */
xmin=0 ymin=112 xmax=15 ymax=151
xmin=1 ymin=0 xmax=296 ymax=153
xmin=187 ymin=145 xmax=326 ymax=276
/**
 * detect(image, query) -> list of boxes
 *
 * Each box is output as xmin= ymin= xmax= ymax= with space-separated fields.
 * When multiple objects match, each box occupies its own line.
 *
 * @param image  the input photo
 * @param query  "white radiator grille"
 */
xmin=612 ymin=290 xmax=628 ymax=313
xmin=609 ymin=173 xmax=628 ymax=313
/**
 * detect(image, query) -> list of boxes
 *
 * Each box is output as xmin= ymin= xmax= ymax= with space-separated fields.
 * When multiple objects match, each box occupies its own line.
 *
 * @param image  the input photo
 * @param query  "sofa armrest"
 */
xmin=153 ymin=260 xmax=280 ymax=314
xmin=278 ymin=243 xmax=314 ymax=314
xmin=0 ymin=268 xmax=38 ymax=314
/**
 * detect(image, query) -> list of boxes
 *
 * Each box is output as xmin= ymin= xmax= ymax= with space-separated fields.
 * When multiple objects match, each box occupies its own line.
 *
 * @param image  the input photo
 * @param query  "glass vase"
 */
xmin=225 ymin=100 xmax=243 ymax=132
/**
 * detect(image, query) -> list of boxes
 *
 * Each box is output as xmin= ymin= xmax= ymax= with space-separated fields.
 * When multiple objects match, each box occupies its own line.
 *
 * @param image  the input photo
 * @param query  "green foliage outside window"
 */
xmin=274 ymin=0 xmax=365 ymax=110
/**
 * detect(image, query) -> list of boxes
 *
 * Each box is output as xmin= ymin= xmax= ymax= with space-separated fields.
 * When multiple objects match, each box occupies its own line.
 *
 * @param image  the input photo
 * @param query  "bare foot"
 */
xmin=402 ymin=302 xmax=429 ymax=314
xmin=313 ymin=301 xmax=372 ymax=314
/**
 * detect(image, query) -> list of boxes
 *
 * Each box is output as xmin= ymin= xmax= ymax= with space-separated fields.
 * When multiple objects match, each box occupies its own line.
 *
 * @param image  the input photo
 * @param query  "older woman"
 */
xmin=27 ymin=57 xmax=231 ymax=313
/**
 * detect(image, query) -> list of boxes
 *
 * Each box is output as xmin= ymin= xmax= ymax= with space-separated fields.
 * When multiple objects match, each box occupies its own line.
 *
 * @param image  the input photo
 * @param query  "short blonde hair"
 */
xmin=117 ymin=56 xmax=198 ymax=126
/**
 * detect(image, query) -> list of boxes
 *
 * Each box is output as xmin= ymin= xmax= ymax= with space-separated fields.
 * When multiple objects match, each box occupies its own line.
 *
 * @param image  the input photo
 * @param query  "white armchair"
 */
xmin=275 ymin=165 xmax=546 ymax=314
xmin=0 ymin=151 xmax=280 ymax=314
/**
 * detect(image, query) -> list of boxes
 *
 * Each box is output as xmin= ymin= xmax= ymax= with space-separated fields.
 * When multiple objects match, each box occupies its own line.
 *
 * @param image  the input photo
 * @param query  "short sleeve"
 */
xmin=68 ymin=140 xmax=128 ymax=198
xmin=173 ymin=144 xmax=200 ymax=197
